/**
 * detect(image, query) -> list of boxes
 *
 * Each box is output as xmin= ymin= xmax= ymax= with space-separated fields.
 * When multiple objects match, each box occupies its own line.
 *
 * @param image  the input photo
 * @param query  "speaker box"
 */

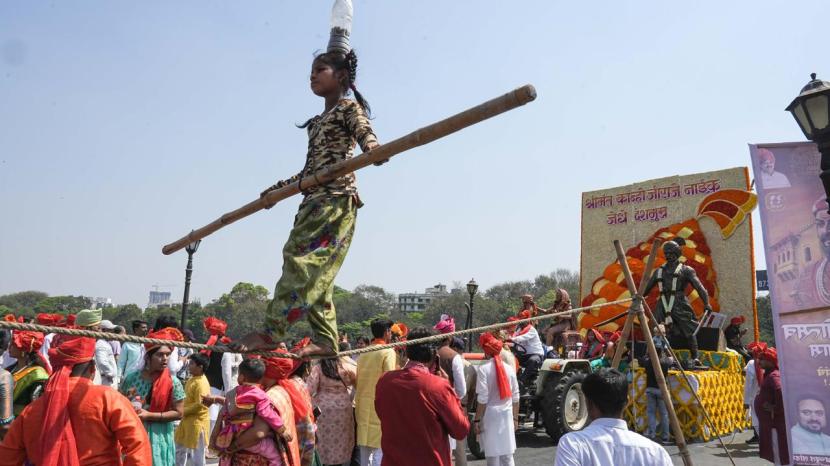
xmin=696 ymin=327 xmax=726 ymax=352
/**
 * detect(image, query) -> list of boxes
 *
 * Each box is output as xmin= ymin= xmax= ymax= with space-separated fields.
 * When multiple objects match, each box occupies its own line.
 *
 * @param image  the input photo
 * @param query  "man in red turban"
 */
xmin=0 ymin=335 xmax=151 ymax=466
xmin=757 ymin=147 xmax=791 ymax=189
xmin=473 ymin=333 xmax=520 ymax=465
xmin=724 ymin=315 xmax=750 ymax=363
xmin=755 ymin=346 xmax=789 ymax=464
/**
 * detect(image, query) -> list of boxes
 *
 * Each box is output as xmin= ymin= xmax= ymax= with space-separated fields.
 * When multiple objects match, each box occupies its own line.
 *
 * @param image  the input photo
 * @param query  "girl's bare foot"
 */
xmin=228 ymin=332 xmax=278 ymax=353
xmin=294 ymin=341 xmax=336 ymax=360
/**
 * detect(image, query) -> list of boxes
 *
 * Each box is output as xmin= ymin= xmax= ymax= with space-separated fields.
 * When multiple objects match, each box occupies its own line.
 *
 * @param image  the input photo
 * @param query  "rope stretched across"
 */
xmin=0 ymin=297 xmax=633 ymax=359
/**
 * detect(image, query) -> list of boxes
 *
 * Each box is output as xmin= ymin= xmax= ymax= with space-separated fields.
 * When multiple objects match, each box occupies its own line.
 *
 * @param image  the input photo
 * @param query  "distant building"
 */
xmin=398 ymin=284 xmax=449 ymax=313
xmin=148 ymin=291 xmax=173 ymax=308
xmin=90 ymin=297 xmax=113 ymax=309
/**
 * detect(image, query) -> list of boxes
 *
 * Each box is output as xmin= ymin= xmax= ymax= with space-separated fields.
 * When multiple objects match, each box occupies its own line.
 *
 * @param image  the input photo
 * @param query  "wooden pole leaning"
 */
xmin=612 ymin=239 xmax=694 ymax=466
xmin=611 ymin=239 xmax=660 ymax=369
xmin=162 ymin=84 xmax=538 ymax=255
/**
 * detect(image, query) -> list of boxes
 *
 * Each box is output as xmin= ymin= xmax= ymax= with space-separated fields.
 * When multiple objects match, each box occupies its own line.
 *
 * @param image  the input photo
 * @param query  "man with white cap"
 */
xmin=76 ymin=309 xmax=118 ymax=387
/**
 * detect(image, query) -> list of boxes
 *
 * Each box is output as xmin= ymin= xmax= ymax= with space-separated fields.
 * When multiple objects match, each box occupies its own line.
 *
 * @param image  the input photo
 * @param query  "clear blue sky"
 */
xmin=0 ymin=1 xmax=825 ymax=306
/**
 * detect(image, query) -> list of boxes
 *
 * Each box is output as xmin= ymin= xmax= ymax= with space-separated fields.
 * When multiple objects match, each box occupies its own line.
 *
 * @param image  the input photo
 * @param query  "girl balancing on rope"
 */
xmin=233 ymin=1 xmax=379 ymax=359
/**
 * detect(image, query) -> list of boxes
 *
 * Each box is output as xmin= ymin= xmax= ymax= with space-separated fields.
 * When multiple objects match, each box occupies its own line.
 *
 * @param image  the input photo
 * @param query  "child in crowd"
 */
xmin=175 ymin=353 xmax=211 ymax=466
xmin=213 ymin=358 xmax=291 ymax=466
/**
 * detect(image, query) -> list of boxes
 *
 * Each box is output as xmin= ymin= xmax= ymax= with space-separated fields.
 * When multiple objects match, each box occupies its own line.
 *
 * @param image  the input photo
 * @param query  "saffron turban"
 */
xmin=434 ymin=314 xmax=455 ymax=334
xmin=730 ymin=316 xmax=746 ymax=326
xmin=759 ymin=347 xmax=778 ymax=366
xmin=479 ymin=333 xmax=510 ymax=400
xmin=262 ymin=352 xmax=310 ymax=418
xmin=42 ymin=336 xmax=96 ymax=466
xmin=145 ymin=327 xmax=184 ymax=352
xmin=203 ymin=316 xmax=228 ymax=335
xmin=517 ymin=310 xmax=532 ymax=320
xmin=3 ymin=314 xmax=17 ymax=322
xmin=13 ymin=330 xmax=45 ymax=353
xmin=75 ymin=309 xmax=102 ymax=328
xmin=757 ymin=148 xmax=775 ymax=164
xmin=391 ymin=322 xmax=409 ymax=338
xmin=202 ymin=317 xmax=230 ymax=355
xmin=36 ymin=313 xmax=63 ymax=326
xmin=747 ymin=341 xmax=768 ymax=356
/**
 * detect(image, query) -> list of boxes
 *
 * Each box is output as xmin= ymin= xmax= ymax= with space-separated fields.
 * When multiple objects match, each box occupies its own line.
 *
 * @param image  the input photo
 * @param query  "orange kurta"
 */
xmin=0 ymin=377 xmax=151 ymax=466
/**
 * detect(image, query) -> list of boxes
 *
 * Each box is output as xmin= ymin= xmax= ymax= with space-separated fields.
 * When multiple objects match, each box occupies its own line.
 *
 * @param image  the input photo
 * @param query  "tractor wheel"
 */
xmin=466 ymin=399 xmax=485 ymax=459
xmin=540 ymin=370 xmax=589 ymax=444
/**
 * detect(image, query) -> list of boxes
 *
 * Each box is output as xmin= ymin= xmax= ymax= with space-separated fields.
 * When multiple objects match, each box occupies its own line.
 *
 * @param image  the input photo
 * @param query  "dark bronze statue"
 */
xmin=643 ymin=240 xmax=712 ymax=363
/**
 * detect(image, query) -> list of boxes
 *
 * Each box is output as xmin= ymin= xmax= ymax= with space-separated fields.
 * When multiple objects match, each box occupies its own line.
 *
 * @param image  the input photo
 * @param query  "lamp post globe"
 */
xmin=787 ymin=73 xmax=830 ymax=212
xmin=466 ymin=278 xmax=479 ymax=297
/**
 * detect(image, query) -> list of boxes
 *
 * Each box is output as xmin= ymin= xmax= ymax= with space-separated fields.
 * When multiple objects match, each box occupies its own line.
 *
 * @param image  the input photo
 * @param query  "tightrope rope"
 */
xmin=0 ymin=297 xmax=634 ymax=359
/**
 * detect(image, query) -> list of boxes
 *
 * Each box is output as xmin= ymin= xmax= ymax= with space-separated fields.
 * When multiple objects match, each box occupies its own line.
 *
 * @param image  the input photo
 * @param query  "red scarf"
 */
xmin=144 ymin=327 xmax=184 ymax=412
xmin=479 ymin=333 xmax=510 ymax=400
xmin=42 ymin=336 xmax=96 ymax=466
xmin=263 ymin=353 xmax=311 ymax=419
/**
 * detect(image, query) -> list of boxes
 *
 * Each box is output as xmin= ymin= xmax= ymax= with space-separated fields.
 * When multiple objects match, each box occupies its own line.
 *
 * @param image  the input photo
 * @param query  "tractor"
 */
xmin=463 ymin=332 xmax=592 ymax=459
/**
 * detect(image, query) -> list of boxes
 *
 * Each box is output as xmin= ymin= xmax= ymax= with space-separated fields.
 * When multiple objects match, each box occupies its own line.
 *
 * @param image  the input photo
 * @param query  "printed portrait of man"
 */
xmin=791 ymin=395 xmax=830 ymax=455
xmin=758 ymin=148 xmax=791 ymax=189
xmin=794 ymin=198 xmax=830 ymax=309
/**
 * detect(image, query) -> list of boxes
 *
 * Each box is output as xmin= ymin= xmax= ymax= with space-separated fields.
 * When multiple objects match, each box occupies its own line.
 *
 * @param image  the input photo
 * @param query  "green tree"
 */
xmin=103 ymin=304 xmax=144 ymax=330
xmin=202 ymin=282 xmax=270 ymax=340
xmin=32 ymin=295 xmax=92 ymax=314
xmin=0 ymin=291 xmax=49 ymax=315
xmin=756 ymin=295 xmax=776 ymax=347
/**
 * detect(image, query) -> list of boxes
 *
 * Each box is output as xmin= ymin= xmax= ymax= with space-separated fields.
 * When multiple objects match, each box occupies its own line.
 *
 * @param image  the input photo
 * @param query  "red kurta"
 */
xmin=0 ymin=377 xmax=151 ymax=466
xmin=754 ymin=368 xmax=789 ymax=465
xmin=374 ymin=363 xmax=469 ymax=466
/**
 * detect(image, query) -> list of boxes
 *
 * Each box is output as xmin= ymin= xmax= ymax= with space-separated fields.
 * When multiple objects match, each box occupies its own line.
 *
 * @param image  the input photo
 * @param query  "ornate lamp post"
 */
xmin=787 ymin=73 xmax=830 ymax=211
xmin=465 ymin=278 xmax=479 ymax=351
xmin=180 ymin=236 xmax=201 ymax=331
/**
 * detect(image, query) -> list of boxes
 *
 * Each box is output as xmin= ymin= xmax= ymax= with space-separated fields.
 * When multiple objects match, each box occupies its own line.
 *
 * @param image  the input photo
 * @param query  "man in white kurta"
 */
xmin=475 ymin=333 xmax=520 ymax=466
xmin=744 ymin=358 xmax=760 ymax=442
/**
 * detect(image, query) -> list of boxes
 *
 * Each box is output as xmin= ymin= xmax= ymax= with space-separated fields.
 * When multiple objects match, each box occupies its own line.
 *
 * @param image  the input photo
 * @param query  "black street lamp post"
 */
xmin=787 ymin=73 xmax=830 ymax=211
xmin=180 ymin=237 xmax=201 ymax=331
xmin=465 ymin=278 xmax=479 ymax=351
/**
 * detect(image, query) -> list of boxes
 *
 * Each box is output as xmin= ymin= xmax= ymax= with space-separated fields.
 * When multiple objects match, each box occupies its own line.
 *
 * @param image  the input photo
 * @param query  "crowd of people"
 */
xmin=0 ymin=299 xmax=788 ymax=466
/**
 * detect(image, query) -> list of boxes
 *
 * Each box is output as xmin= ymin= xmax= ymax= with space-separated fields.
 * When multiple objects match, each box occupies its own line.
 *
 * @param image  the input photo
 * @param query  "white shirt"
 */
xmin=744 ymin=359 xmax=760 ymax=429
xmin=760 ymin=171 xmax=791 ymax=189
xmin=449 ymin=354 xmax=467 ymax=399
xmin=118 ymin=341 xmax=145 ymax=378
xmin=512 ymin=326 xmax=545 ymax=357
xmin=39 ymin=333 xmax=55 ymax=361
xmin=167 ymin=346 xmax=184 ymax=374
xmin=222 ymin=352 xmax=243 ymax=392
xmin=554 ymin=418 xmax=672 ymax=466
xmin=94 ymin=339 xmax=118 ymax=385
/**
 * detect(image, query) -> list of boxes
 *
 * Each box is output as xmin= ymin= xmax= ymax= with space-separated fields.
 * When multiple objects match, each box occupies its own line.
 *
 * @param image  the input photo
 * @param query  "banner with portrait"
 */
xmin=751 ymin=142 xmax=830 ymax=464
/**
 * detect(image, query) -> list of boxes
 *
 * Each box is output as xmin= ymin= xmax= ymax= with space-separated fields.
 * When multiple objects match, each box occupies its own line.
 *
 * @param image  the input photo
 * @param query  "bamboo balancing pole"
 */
xmin=163 ymin=84 xmax=537 ymax=255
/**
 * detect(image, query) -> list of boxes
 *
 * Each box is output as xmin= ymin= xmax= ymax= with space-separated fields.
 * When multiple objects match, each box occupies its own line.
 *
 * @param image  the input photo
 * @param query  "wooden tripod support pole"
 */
xmin=611 ymin=239 xmax=660 ymax=369
xmin=162 ymin=84 xmax=537 ymax=255
xmin=612 ymin=239 xmax=694 ymax=466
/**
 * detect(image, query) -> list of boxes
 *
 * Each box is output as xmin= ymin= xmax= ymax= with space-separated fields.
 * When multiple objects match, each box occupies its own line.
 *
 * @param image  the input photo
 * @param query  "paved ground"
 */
xmin=206 ymin=429 xmax=759 ymax=465
xmin=468 ymin=428 xmax=759 ymax=465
